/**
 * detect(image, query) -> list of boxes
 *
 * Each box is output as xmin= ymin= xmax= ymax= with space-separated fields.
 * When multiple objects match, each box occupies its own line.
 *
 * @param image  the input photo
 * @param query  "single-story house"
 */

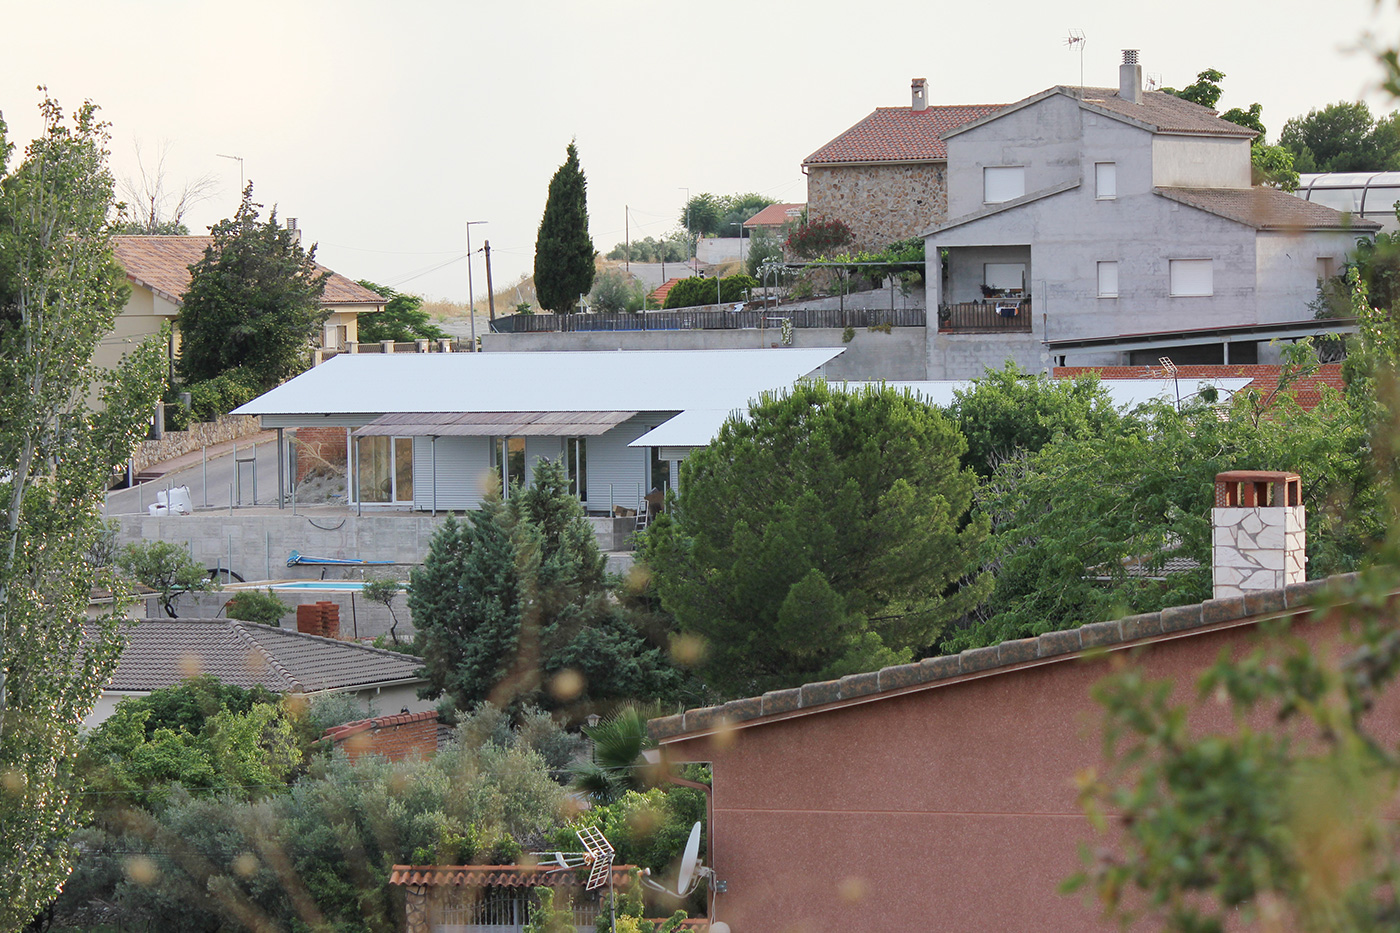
xmin=88 ymin=618 xmax=432 ymax=727
xmin=102 ymin=234 xmax=386 ymax=378
xmin=741 ymin=202 xmax=805 ymax=233
xmin=231 ymin=348 xmax=847 ymax=514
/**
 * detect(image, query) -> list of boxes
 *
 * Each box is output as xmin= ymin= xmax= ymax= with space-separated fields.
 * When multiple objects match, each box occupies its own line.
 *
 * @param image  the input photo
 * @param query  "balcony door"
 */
xmin=354 ymin=435 xmax=414 ymax=504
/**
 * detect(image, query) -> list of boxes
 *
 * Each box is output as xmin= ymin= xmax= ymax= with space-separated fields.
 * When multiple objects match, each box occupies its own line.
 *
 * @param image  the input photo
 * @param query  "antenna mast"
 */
xmin=1065 ymin=29 xmax=1086 ymax=88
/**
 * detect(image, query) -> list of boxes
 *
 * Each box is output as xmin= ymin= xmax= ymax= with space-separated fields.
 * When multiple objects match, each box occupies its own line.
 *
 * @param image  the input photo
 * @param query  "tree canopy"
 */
xmin=410 ymin=458 xmax=681 ymax=714
xmin=641 ymin=382 xmax=989 ymax=696
xmin=1280 ymin=101 xmax=1400 ymax=173
xmin=1165 ymin=68 xmax=1298 ymax=189
xmin=176 ymin=182 xmax=329 ymax=391
xmin=355 ymin=280 xmax=445 ymax=342
xmin=0 ymin=93 xmax=167 ymax=929
xmin=678 ymin=192 xmax=776 ymax=237
xmin=533 ymin=141 xmax=596 ymax=313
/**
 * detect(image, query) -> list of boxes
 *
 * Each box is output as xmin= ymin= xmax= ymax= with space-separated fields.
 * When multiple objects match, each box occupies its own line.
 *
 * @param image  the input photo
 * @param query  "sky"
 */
xmin=5 ymin=0 xmax=1400 ymax=302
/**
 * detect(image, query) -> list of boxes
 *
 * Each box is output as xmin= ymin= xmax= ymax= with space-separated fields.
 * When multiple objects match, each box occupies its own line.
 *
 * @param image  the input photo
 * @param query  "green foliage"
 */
xmin=179 ymin=367 xmax=261 ymax=424
xmin=361 ymin=575 xmax=406 ymax=645
xmin=784 ymin=218 xmax=854 ymax=259
xmin=947 ymin=364 xmax=1124 ymax=477
xmin=1252 ymin=143 xmax=1300 ymax=191
xmin=555 ymin=784 xmax=707 ymax=883
xmin=570 ymin=707 xmax=658 ymax=803
xmin=223 ymin=588 xmax=289 ymax=626
xmin=533 ymin=141 xmax=596 ymax=313
xmin=661 ymin=274 xmax=757 ymax=309
xmin=411 ymin=459 xmax=681 ymax=713
xmin=959 ymin=353 xmax=1378 ymax=651
xmin=61 ymin=731 xmax=568 ymax=932
xmin=1066 ymin=573 xmax=1400 ymax=930
xmin=589 ymin=269 xmax=646 ymax=313
xmin=641 ymin=382 xmax=990 ymax=695
xmin=0 ymin=93 xmax=168 ymax=928
xmin=605 ymin=232 xmax=689 ymax=264
xmin=1163 ymin=68 xmax=1227 ymax=109
xmin=524 ymin=887 xmax=576 ymax=933
xmin=1280 ymin=101 xmax=1400 ymax=173
xmin=176 ymin=182 xmax=329 ymax=391
xmin=678 ymin=192 xmax=776 ymax=237
xmin=355 ymin=280 xmax=446 ymax=341
xmin=116 ymin=539 xmax=214 ymax=618
xmin=744 ymin=226 xmax=785 ymax=277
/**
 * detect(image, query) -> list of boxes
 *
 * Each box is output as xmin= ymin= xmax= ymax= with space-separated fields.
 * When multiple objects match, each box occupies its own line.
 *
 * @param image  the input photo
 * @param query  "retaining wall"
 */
xmin=131 ymin=415 xmax=262 ymax=474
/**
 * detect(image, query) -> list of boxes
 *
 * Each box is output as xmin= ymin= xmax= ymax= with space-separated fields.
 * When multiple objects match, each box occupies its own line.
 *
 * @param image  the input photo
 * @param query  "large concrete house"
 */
xmin=103 ymin=235 xmax=385 ymax=378
xmin=802 ymin=79 xmax=1002 ymax=251
xmin=923 ymin=52 xmax=1376 ymax=378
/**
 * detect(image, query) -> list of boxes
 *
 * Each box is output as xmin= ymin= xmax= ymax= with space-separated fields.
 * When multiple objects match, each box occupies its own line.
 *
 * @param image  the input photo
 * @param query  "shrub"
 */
xmin=225 ymin=588 xmax=290 ymax=625
xmin=589 ymin=270 xmax=646 ymax=313
xmin=181 ymin=368 xmax=261 ymax=424
xmin=785 ymin=218 xmax=854 ymax=258
xmin=662 ymin=274 xmax=759 ymax=309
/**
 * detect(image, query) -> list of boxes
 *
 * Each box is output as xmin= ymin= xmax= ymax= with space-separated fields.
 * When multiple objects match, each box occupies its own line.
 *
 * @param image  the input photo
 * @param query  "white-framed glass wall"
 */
xmin=352 ymin=435 xmax=414 ymax=505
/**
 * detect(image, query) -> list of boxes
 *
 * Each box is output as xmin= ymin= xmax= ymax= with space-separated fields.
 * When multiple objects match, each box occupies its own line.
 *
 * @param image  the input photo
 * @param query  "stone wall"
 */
xmin=806 ymin=162 xmax=947 ymax=252
xmin=131 ymin=415 xmax=262 ymax=474
xmin=1211 ymin=505 xmax=1305 ymax=598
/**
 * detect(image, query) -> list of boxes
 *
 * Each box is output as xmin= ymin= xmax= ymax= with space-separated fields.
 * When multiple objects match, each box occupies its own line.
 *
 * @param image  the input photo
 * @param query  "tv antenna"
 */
xmin=535 ymin=826 xmax=618 ymax=930
xmin=1065 ymin=30 xmax=1087 ymax=89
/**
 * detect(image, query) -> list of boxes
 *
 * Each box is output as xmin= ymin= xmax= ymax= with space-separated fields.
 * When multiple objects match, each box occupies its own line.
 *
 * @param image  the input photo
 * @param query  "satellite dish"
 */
xmin=553 ymin=852 xmax=569 ymax=870
xmin=676 ymin=821 xmax=702 ymax=896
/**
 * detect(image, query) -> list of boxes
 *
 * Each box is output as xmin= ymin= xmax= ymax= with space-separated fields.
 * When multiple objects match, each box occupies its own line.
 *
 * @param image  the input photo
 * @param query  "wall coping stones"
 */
xmin=647 ymin=577 xmax=1348 ymax=742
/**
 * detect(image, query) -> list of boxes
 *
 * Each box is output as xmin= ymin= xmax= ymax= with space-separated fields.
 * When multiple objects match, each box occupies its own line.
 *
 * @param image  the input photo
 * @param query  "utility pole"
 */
xmin=483 ymin=240 xmax=497 ymax=321
xmin=465 ymin=220 xmax=487 ymax=349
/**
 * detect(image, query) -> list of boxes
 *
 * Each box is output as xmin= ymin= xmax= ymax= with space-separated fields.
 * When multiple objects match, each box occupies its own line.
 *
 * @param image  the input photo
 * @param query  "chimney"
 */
xmin=911 ymin=77 xmax=929 ymax=112
xmin=1119 ymin=49 xmax=1142 ymax=104
xmin=286 ymin=217 xmax=301 ymax=246
xmin=1211 ymin=471 xmax=1305 ymax=599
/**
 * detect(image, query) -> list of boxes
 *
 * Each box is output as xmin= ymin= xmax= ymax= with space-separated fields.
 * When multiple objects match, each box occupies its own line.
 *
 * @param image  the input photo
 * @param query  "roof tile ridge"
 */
xmin=232 ymin=621 xmax=304 ymax=692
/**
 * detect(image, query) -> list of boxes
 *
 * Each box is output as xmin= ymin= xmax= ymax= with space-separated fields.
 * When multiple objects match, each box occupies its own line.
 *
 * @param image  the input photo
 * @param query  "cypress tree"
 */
xmin=532 ymin=141 xmax=595 ymax=313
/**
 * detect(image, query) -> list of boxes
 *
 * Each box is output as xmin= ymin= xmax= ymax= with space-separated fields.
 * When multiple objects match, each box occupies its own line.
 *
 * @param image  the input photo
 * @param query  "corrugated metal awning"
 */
xmin=352 ymin=411 xmax=636 ymax=437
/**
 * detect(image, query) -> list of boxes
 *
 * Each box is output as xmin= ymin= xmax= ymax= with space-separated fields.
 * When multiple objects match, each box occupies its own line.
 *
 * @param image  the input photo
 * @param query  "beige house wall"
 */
xmin=806 ymin=161 xmax=948 ymax=252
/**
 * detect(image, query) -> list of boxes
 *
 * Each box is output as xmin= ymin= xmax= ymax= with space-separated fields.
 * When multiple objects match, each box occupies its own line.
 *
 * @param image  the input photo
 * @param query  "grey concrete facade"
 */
xmin=923 ymin=84 xmax=1369 ymax=379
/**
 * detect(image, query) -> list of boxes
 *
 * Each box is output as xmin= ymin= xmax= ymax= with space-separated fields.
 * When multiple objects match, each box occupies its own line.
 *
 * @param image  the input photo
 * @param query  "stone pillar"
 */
xmin=381 ymin=339 xmax=395 ymax=354
xmin=403 ymin=887 xmax=430 ymax=933
xmin=438 ymin=338 xmax=453 ymax=353
xmin=346 ymin=341 xmax=359 ymax=354
xmin=415 ymin=339 xmax=429 ymax=354
xmin=1211 ymin=470 xmax=1305 ymax=599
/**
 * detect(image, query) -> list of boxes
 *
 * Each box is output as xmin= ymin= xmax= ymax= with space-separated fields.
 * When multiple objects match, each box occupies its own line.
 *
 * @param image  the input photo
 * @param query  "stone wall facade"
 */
xmin=1211 ymin=505 xmax=1305 ymax=598
xmin=131 ymin=415 xmax=262 ymax=474
xmin=806 ymin=162 xmax=948 ymax=252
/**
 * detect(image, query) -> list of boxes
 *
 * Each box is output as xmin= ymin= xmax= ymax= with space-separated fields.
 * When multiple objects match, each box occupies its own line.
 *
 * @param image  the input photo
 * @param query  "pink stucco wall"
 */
xmin=665 ymin=612 xmax=1395 ymax=932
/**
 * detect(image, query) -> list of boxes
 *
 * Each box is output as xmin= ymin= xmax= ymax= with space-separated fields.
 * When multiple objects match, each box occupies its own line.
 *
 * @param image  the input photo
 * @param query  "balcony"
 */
xmin=938 ymin=299 xmax=1032 ymax=333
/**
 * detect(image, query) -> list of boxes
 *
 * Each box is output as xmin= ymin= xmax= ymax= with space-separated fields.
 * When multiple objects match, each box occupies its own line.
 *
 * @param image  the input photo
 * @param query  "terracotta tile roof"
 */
xmin=390 ymin=864 xmax=637 ymax=889
xmin=1054 ymin=363 xmax=1347 ymax=411
xmin=648 ymin=277 xmax=684 ymax=306
xmin=648 ymin=574 xmax=1357 ymax=743
xmin=743 ymin=203 xmax=805 ymax=228
xmin=111 ymin=236 xmax=386 ymax=306
xmin=323 ymin=709 xmax=440 ymax=742
xmin=803 ymin=104 xmax=1004 ymax=165
xmin=102 ymin=619 xmax=425 ymax=694
xmin=1155 ymin=186 xmax=1381 ymax=231
xmin=1077 ymin=87 xmax=1259 ymax=138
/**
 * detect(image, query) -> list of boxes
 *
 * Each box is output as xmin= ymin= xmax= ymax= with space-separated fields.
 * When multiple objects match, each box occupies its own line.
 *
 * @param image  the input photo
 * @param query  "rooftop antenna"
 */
xmin=535 ymin=827 xmax=618 ymax=932
xmin=1159 ymin=356 xmax=1182 ymax=410
xmin=1145 ymin=72 xmax=1162 ymax=92
xmin=1065 ymin=29 xmax=1086 ymax=89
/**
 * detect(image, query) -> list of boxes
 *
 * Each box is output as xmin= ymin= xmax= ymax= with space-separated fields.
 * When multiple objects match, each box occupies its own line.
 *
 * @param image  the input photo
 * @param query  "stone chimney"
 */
xmin=1119 ymin=49 xmax=1142 ymax=104
xmin=286 ymin=217 xmax=301 ymax=246
xmin=911 ymin=77 xmax=929 ymax=112
xmin=1211 ymin=471 xmax=1305 ymax=599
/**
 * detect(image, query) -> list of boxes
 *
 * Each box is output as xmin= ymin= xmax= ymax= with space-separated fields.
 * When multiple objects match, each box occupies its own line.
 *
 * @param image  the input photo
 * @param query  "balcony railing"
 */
xmin=938 ymin=299 xmax=1033 ymax=333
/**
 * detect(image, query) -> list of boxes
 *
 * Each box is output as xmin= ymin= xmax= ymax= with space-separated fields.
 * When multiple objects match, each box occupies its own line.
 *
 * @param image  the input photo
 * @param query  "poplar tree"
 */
xmin=532 ymin=141 xmax=595 ymax=313
xmin=0 ymin=94 xmax=166 ymax=929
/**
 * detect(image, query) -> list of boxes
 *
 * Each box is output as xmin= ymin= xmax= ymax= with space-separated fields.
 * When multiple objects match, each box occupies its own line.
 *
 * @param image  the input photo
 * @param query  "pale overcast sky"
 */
xmin=5 ymin=0 xmax=1400 ymax=301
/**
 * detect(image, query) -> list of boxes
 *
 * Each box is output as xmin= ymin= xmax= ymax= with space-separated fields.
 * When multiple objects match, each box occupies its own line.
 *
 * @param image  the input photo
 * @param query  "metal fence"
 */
xmin=491 ymin=306 xmax=926 ymax=334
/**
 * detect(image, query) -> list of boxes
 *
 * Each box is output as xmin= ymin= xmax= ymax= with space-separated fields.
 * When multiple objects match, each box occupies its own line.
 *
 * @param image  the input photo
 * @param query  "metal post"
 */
xmin=202 ymin=446 xmax=208 ymax=508
xmin=354 ymin=436 xmax=362 ymax=517
xmin=229 ymin=483 xmax=233 ymax=515
xmin=266 ymin=530 xmax=271 ymax=580
xmin=276 ymin=428 xmax=285 ymax=510
xmin=227 ymin=534 xmax=233 ymax=582
xmin=251 ymin=442 xmax=258 ymax=505
xmin=138 ymin=480 xmax=143 ymax=513
xmin=431 ymin=436 xmax=438 ymax=516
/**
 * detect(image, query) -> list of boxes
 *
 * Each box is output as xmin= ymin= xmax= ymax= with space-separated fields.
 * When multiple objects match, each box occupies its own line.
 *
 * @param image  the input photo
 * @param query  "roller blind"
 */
xmin=1169 ymin=259 xmax=1213 ymax=297
xmin=983 ymin=166 xmax=1025 ymax=203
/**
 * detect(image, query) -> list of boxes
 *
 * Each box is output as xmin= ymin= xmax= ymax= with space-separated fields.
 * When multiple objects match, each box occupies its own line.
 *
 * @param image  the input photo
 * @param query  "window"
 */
xmin=983 ymin=166 xmax=1025 ymax=203
xmin=984 ymin=263 xmax=1027 ymax=294
xmin=1097 ymin=261 xmax=1118 ymax=298
xmin=1169 ymin=259 xmax=1213 ymax=297
xmin=1095 ymin=162 xmax=1116 ymax=199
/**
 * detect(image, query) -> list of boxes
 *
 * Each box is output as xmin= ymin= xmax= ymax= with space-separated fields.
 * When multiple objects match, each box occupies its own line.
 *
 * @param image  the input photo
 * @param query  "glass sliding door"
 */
xmin=394 ymin=437 xmax=414 ymax=503
xmin=354 ymin=435 xmax=415 ymax=504
xmin=491 ymin=437 xmax=527 ymax=497
xmin=567 ymin=437 xmax=587 ymax=502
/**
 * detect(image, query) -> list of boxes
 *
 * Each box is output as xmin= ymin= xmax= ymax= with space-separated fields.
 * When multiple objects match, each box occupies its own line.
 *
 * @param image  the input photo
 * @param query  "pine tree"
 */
xmin=532 ymin=141 xmax=595 ymax=313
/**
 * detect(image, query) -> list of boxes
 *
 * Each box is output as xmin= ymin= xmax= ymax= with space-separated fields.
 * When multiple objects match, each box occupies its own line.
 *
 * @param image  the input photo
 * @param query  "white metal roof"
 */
xmin=628 ymin=378 xmax=1254 ymax=449
xmin=233 ymin=348 xmax=845 ymax=418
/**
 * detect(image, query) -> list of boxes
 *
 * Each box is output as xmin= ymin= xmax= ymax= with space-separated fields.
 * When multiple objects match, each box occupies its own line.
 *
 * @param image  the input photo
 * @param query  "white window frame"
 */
xmin=983 ymin=166 xmax=1025 ymax=204
xmin=1097 ymin=261 xmax=1119 ymax=298
xmin=1169 ymin=259 xmax=1214 ymax=297
xmin=1095 ymin=162 xmax=1116 ymax=200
